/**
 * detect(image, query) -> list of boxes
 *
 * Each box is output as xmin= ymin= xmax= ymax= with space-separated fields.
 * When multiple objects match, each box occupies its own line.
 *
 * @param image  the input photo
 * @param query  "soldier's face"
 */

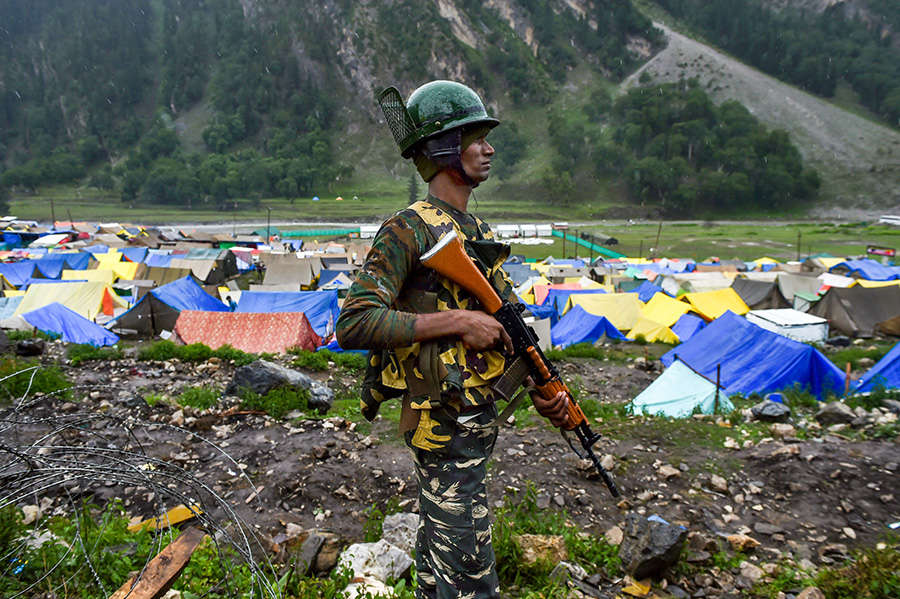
xmin=461 ymin=135 xmax=494 ymax=184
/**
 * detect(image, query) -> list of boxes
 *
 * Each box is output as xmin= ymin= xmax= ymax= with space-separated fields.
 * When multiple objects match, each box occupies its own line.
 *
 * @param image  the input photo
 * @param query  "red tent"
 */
xmin=174 ymin=311 xmax=321 ymax=353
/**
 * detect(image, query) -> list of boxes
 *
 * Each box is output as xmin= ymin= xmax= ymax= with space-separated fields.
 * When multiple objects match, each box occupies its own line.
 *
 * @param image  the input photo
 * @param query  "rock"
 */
xmin=658 ymin=464 xmax=681 ymax=479
xmin=710 ymin=474 xmax=729 ymax=494
xmin=313 ymin=532 xmax=343 ymax=573
xmin=618 ymin=513 xmax=687 ymax=579
xmin=751 ymin=400 xmax=791 ymax=422
xmin=796 ymin=587 xmax=825 ymax=599
xmin=169 ymin=409 xmax=185 ymax=426
xmin=292 ymin=533 xmax=325 ymax=577
xmin=21 ymin=505 xmax=40 ymax=525
xmin=841 ymin=527 xmax=856 ymax=540
xmin=16 ymin=338 xmax=45 ymax=356
xmin=226 ymin=359 xmax=333 ymax=411
xmin=814 ymin=402 xmax=855 ymax=426
xmin=818 ymin=543 xmax=848 ymax=561
xmin=687 ymin=532 xmax=717 ymax=553
xmin=882 ymin=399 xmax=900 ymax=415
xmin=605 ymin=525 xmax=624 ymax=546
xmin=740 ymin=561 xmax=765 ymax=584
xmin=724 ymin=437 xmax=740 ymax=449
xmin=381 ymin=512 xmax=417 ymax=556
xmin=771 ymin=423 xmax=796 ymax=438
xmin=601 ymin=454 xmax=616 ymax=471
xmin=338 ymin=539 xmax=412 ymax=582
xmin=513 ymin=534 xmax=567 ymax=566
xmin=753 ymin=522 xmax=784 ymax=536
xmin=342 ymin=576 xmax=391 ymax=599
xmin=726 ymin=534 xmax=760 ymax=552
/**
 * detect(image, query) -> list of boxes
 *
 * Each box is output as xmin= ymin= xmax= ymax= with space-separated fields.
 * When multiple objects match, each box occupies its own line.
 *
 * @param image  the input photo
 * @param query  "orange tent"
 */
xmin=174 ymin=311 xmax=321 ymax=353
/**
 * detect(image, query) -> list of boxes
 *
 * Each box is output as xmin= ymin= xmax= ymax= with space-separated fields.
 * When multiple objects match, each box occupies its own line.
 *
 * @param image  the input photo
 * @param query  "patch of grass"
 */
xmin=144 ymin=392 xmax=166 ymax=407
xmin=239 ymin=385 xmax=310 ymax=419
xmin=0 ymin=357 xmax=70 ymax=402
xmin=814 ymin=541 xmax=900 ymax=599
xmin=67 ymin=343 xmax=124 ymax=366
xmin=829 ymin=345 xmax=893 ymax=371
xmin=777 ymin=384 xmax=821 ymax=410
xmin=5 ymin=329 xmax=56 ymax=342
xmin=362 ymin=496 xmax=403 ymax=543
xmin=290 ymin=349 xmax=329 ymax=371
xmin=288 ymin=348 xmax=367 ymax=373
xmin=847 ymin=385 xmax=900 ymax=411
xmin=176 ymin=385 xmax=220 ymax=410
xmin=137 ymin=340 xmax=257 ymax=366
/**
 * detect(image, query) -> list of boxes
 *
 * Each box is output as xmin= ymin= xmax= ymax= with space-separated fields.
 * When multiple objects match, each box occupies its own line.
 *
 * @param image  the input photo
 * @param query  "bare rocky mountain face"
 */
xmin=624 ymin=23 xmax=900 ymax=219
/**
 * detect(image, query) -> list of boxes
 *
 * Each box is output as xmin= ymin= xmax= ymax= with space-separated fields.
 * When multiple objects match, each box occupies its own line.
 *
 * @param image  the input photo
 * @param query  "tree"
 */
xmin=0 ymin=185 xmax=9 ymax=215
xmin=407 ymin=172 xmax=419 ymax=205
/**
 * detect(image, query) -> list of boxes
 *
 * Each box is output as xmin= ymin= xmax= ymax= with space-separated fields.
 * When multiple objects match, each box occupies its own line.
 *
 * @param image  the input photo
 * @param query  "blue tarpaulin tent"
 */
xmin=121 ymin=247 xmax=149 ymax=263
xmin=33 ymin=254 xmax=92 ymax=278
xmin=630 ymin=358 xmax=734 ymax=417
xmin=671 ymin=313 xmax=706 ymax=342
xmin=0 ymin=296 xmax=23 ymax=320
xmin=319 ymin=338 xmax=367 ymax=354
xmin=661 ymin=311 xmax=843 ymax=400
xmin=0 ymin=262 xmax=37 ymax=286
xmin=523 ymin=303 xmax=558 ymax=325
xmin=628 ymin=280 xmax=668 ymax=302
xmin=550 ymin=305 xmax=627 ymax=348
xmin=22 ymin=302 xmax=119 ymax=346
xmin=152 ymin=276 xmax=228 ymax=312
xmin=855 ymin=342 xmax=900 ymax=393
xmin=236 ymin=291 xmax=340 ymax=337
xmin=84 ymin=245 xmax=109 ymax=254
xmin=543 ymin=288 xmax=606 ymax=317
xmin=829 ymin=259 xmax=900 ymax=281
xmin=145 ymin=253 xmax=175 ymax=268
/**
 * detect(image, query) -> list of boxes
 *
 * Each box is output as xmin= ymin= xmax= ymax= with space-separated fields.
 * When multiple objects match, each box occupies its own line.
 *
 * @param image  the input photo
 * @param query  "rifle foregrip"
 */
xmin=535 ymin=379 xmax=587 ymax=431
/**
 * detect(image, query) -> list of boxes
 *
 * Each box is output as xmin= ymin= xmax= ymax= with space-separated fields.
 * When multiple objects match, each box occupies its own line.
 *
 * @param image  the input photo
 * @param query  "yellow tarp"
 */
xmin=817 ymin=257 xmax=844 ymax=269
xmin=641 ymin=293 xmax=693 ymax=327
xmin=627 ymin=317 xmax=679 ymax=344
xmin=62 ymin=269 xmax=115 ymax=284
xmin=15 ymin=281 xmax=128 ymax=320
xmin=682 ymin=288 xmax=749 ymax=320
xmin=753 ymin=257 xmax=780 ymax=265
xmin=109 ymin=261 xmax=140 ymax=280
xmin=5 ymin=290 xmax=25 ymax=297
xmin=855 ymin=279 xmax=900 ymax=288
xmin=567 ymin=293 xmax=643 ymax=331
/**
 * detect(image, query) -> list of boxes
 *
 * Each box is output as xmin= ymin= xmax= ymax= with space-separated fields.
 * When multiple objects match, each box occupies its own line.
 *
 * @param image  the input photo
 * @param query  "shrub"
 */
xmin=68 ymin=343 xmax=124 ymax=366
xmin=239 ymin=385 xmax=310 ymax=419
xmin=0 ymin=357 xmax=70 ymax=402
xmin=144 ymin=392 xmax=166 ymax=407
xmin=290 ymin=350 xmax=329 ymax=371
xmin=815 ymin=542 xmax=900 ymax=599
xmin=362 ymin=497 xmax=403 ymax=543
xmin=5 ymin=330 xmax=56 ymax=342
xmin=138 ymin=341 xmax=257 ymax=365
xmin=176 ymin=385 xmax=220 ymax=410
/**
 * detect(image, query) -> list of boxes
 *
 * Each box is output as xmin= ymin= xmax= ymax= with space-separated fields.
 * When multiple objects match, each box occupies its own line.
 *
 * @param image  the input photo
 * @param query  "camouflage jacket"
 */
xmin=336 ymin=195 xmax=520 ymax=449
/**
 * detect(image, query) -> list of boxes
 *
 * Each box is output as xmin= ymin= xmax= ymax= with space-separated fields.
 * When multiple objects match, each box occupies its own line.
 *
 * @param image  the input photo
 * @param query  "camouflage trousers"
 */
xmin=408 ymin=404 xmax=500 ymax=599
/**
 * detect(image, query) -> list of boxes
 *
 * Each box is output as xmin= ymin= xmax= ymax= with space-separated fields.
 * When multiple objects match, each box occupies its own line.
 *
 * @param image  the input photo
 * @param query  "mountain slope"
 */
xmin=624 ymin=22 xmax=900 ymax=214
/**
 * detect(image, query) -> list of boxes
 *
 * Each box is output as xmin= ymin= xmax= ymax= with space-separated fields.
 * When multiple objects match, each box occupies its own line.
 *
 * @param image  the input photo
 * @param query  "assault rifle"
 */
xmin=421 ymin=231 xmax=620 ymax=498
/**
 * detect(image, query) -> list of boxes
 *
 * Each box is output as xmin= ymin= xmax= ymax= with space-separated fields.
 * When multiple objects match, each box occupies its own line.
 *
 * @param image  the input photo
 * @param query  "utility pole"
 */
xmin=50 ymin=198 xmax=56 ymax=226
xmin=796 ymin=231 xmax=802 ymax=261
xmin=265 ymin=207 xmax=272 ymax=245
xmin=653 ymin=221 xmax=663 ymax=258
xmin=66 ymin=209 xmax=74 ymax=229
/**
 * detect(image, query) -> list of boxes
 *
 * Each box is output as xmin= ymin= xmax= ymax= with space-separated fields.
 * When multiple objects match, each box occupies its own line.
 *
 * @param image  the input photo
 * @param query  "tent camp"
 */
xmin=144 ymin=266 xmax=195 ymax=286
xmin=731 ymin=278 xmax=789 ymax=310
xmin=566 ymin=293 xmax=642 ymax=331
xmin=630 ymin=359 xmax=734 ymax=417
xmin=829 ymin=259 xmax=900 ymax=281
xmin=109 ymin=276 xmax=228 ymax=335
xmin=627 ymin=317 xmax=678 ymax=344
xmin=661 ymin=311 xmax=844 ymax=400
xmin=235 ymin=290 xmax=340 ymax=337
xmin=854 ymin=342 xmax=900 ymax=393
xmin=776 ymin=273 xmax=822 ymax=303
xmin=22 ymin=302 xmax=119 ymax=346
xmin=641 ymin=293 xmax=693 ymax=327
xmin=174 ymin=311 xmax=321 ymax=353
xmin=550 ymin=305 xmax=627 ymax=348
xmin=15 ymin=281 xmax=127 ymax=321
xmin=810 ymin=286 xmax=900 ymax=337
xmin=745 ymin=309 xmax=829 ymax=343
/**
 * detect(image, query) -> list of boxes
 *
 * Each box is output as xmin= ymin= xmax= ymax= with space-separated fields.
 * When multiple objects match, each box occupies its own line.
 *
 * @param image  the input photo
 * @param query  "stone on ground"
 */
xmin=226 ymin=359 xmax=333 ymax=411
xmin=751 ymin=400 xmax=791 ymax=422
xmin=618 ymin=513 xmax=687 ymax=579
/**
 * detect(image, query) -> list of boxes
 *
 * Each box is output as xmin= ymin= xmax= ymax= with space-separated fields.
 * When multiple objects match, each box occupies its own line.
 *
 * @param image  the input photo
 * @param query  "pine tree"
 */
xmin=407 ymin=172 xmax=419 ymax=205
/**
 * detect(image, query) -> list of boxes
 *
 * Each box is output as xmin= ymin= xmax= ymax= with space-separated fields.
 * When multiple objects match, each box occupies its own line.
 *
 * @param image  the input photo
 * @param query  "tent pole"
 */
xmin=714 ymin=364 xmax=721 ymax=414
xmin=844 ymin=362 xmax=851 ymax=395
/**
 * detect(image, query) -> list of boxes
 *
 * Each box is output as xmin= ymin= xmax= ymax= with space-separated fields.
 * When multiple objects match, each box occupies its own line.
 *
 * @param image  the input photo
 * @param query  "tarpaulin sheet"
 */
xmin=174 ymin=311 xmax=320 ymax=353
xmin=550 ymin=305 xmax=627 ymax=348
xmin=523 ymin=302 xmax=559 ymax=326
xmin=33 ymin=253 xmax=92 ymax=278
xmin=22 ymin=302 xmax=119 ymax=346
xmin=121 ymin=247 xmax=149 ymax=263
xmin=543 ymin=288 xmax=606 ymax=316
xmin=533 ymin=283 xmax=584 ymax=306
xmin=683 ymin=288 xmax=749 ymax=320
xmin=671 ymin=313 xmax=705 ymax=342
xmin=0 ymin=296 xmax=23 ymax=320
xmin=627 ymin=317 xmax=678 ymax=344
xmin=84 ymin=245 xmax=109 ymax=254
xmin=567 ymin=293 xmax=643 ymax=331
xmin=145 ymin=253 xmax=175 ymax=268
xmin=0 ymin=262 xmax=37 ymax=286
xmin=641 ymin=293 xmax=693 ymax=327
xmin=15 ymin=281 xmax=127 ymax=321
xmin=830 ymin=259 xmax=900 ymax=281
xmin=855 ymin=342 xmax=900 ymax=393
xmin=235 ymin=290 xmax=339 ymax=337
xmin=628 ymin=280 xmax=668 ymax=302
xmin=661 ymin=311 xmax=843 ymax=400
xmin=731 ymin=278 xmax=789 ymax=310
xmin=630 ymin=359 xmax=734 ymax=417
xmin=63 ymin=269 xmax=115 ymax=284
xmin=152 ymin=276 xmax=229 ymax=312
xmin=810 ymin=285 xmax=900 ymax=337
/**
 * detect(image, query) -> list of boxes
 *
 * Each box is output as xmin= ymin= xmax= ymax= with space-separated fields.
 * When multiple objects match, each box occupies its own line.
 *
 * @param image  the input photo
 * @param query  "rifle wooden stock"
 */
xmin=420 ymin=231 xmax=503 ymax=314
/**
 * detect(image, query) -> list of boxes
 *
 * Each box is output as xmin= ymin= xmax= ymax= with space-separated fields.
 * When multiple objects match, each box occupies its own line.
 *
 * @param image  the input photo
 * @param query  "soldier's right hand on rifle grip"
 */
xmin=457 ymin=310 xmax=513 ymax=353
xmin=530 ymin=387 xmax=569 ymax=428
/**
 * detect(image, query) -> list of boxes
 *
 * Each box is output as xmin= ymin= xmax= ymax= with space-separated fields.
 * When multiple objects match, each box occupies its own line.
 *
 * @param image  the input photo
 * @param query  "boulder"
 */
xmin=16 ymin=338 xmax=45 ymax=357
xmin=381 ymin=512 xmax=417 ymax=556
xmin=338 ymin=539 xmax=412 ymax=583
xmin=226 ymin=359 xmax=333 ymax=411
xmin=342 ymin=576 xmax=391 ymax=599
xmin=796 ymin=587 xmax=826 ymax=599
xmin=814 ymin=402 xmax=855 ymax=426
xmin=751 ymin=400 xmax=791 ymax=422
xmin=618 ymin=513 xmax=687 ymax=579
xmin=882 ymin=399 xmax=900 ymax=415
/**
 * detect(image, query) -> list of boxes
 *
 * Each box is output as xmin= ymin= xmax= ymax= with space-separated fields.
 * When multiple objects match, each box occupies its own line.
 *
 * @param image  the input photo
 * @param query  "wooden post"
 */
xmin=562 ymin=230 xmax=566 ymax=259
xmin=714 ymin=364 xmax=721 ymax=414
xmin=844 ymin=361 xmax=851 ymax=395
xmin=50 ymin=198 xmax=56 ymax=226
xmin=109 ymin=527 xmax=207 ymax=599
xmin=638 ymin=239 xmax=643 ymax=260
xmin=796 ymin=231 xmax=802 ymax=261
xmin=653 ymin=221 xmax=662 ymax=257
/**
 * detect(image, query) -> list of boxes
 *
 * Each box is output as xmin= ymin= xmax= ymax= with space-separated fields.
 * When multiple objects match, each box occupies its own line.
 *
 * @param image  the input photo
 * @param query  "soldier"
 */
xmin=336 ymin=80 xmax=567 ymax=599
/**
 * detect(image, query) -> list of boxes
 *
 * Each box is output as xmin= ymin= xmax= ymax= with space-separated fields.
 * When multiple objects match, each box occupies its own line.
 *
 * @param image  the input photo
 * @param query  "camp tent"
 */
xmin=15 ymin=281 xmax=127 ymax=321
xmin=829 ymin=259 xmax=900 ymax=281
xmin=810 ymin=286 xmax=900 ymax=337
xmin=745 ymin=309 xmax=829 ymax=343
xmin=22 ymin=302 xmax=119 ymax=346
xmin=144 ymin=266 xmax=194 ymax=286
xmin=566 ymin=293 xmax=643 ymax=331
xmin=641 ymin=293 xmax=693 ymax=327
xmin=671 ymin=313 xmax=705 ymax=342
xmin=682 ymin=288 xmax=749 ymax=321
xmin=855 ymin=342 xmax=900 ymax=393
xmin=109 ymin=276 xmax=228 ymax=335
xmin=550 ymin=305 xmax=627 ymax=348
xmin=235 ymin=290 xmax=340 ymax=337
xmin=627 ymin=317 xmax=678 ymax=344
xmin=62 ymin=269 xmax=115 ymax=285
xmin=263 ymin=258 xmax=315 ymax=288
xmin=661 ymin=311 xmax=844 ymax=400
xmin=731 ymin=278 xmax=789 ymax=310
xmin=630 ymin=359 xmax=734 ymax=418
xmin=776 ymin=273 xmax=822 ymax=303
xmin=174 ymin=311 xmax=321 ymax=354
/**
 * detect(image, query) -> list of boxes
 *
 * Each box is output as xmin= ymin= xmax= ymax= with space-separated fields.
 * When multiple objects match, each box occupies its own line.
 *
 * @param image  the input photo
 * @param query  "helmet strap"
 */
xmin=422 ymin=130 xmax=478 ymax=188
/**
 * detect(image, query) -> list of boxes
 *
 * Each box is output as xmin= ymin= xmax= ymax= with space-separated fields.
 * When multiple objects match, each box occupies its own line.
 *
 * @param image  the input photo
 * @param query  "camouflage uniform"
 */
xmin=337 ymin=195 xmax=519 ymax=598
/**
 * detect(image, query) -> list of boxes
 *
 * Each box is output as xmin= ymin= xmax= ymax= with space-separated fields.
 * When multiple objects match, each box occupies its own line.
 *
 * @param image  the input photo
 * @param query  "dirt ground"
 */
xmin=3 ymin=344 xmax=899 ymax=596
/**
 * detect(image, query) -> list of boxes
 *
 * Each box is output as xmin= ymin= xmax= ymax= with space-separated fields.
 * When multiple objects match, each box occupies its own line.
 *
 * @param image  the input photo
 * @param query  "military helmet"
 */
xmin=377 ymin=80 xmax=499 ymax=158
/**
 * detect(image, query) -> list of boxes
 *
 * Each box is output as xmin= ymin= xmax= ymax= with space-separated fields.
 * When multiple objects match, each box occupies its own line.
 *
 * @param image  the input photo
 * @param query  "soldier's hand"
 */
xmin=531 ymin=389 xmax=569 ymax=428
xmin=458 ymin=311 xmax=513 ymax=353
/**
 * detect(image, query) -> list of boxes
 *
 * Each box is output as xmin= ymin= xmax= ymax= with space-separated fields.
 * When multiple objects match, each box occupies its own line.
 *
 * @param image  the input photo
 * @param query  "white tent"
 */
xmin=745 ymin=308 xmax=829 ymax=343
